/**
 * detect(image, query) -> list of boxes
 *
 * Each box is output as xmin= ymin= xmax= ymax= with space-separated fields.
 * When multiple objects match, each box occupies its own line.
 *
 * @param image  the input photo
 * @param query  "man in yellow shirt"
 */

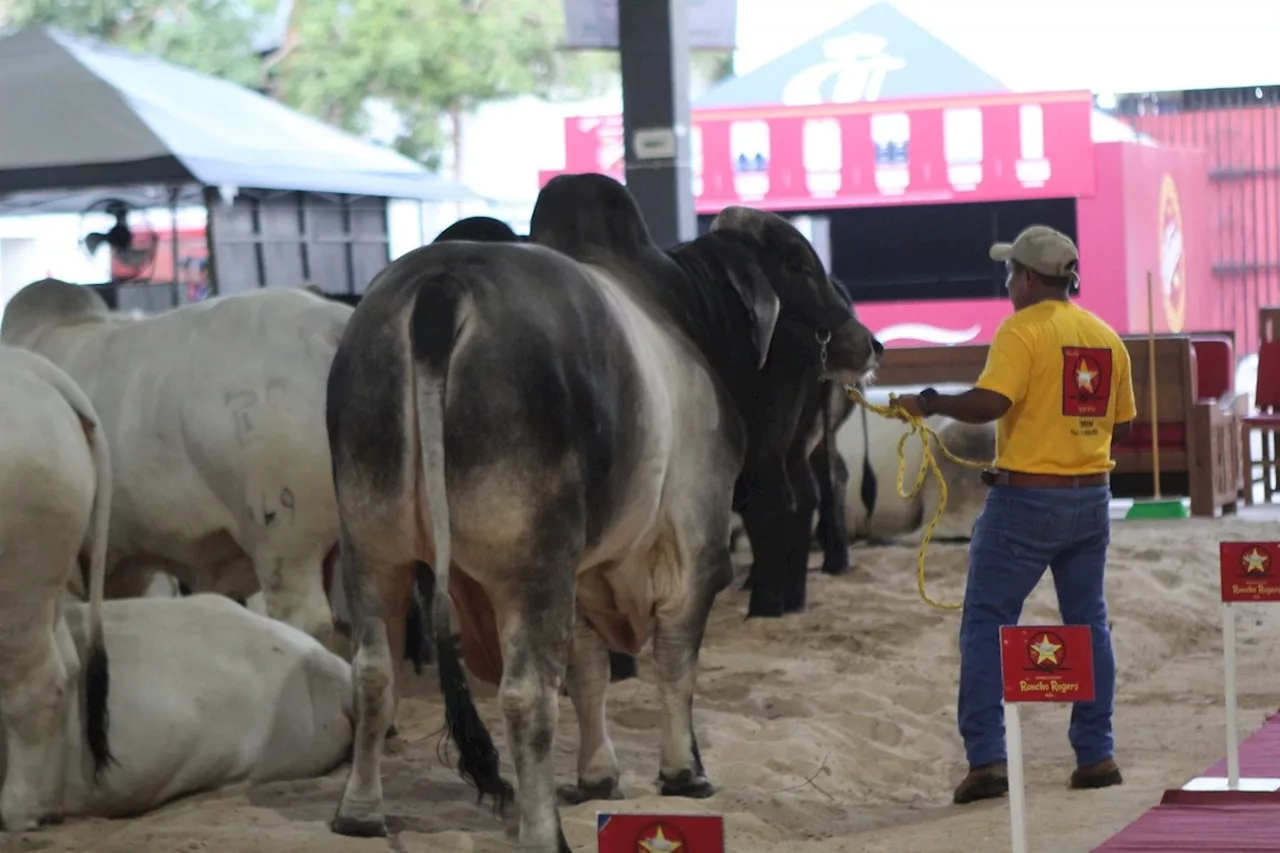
xmin=896 ymin=225 xmax=1136 ymax=805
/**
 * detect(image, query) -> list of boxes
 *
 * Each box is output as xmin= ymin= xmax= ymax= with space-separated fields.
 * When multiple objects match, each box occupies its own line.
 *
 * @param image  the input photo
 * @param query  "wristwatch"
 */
xmin=919 ymin=387 xmax=938 ymax=415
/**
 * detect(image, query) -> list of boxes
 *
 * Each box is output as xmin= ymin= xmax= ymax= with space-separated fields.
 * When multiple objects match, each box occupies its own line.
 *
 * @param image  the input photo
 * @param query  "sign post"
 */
xmin=999 ymin=624 xmax=1096 ymax=853
xmin=1224 ymin=591 xmax=1240 ymax=790
xmin=1209 ymin=542 xmax=1280 ymax=792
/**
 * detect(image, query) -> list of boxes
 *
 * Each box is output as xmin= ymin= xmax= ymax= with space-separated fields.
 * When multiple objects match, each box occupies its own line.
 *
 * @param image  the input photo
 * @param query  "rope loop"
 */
xmin=844 ymin=386 xmax=992 ymax=612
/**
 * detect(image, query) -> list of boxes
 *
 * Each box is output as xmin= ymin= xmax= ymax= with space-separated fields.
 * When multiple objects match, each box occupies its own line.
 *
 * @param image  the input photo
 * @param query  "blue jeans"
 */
xmin=958 ymin=485 xmax=1116 ymax=768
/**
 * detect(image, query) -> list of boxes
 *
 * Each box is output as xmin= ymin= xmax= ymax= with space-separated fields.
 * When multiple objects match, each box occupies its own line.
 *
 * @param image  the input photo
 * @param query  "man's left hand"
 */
xmin=894 ymin=394 xmax=924 ymax=419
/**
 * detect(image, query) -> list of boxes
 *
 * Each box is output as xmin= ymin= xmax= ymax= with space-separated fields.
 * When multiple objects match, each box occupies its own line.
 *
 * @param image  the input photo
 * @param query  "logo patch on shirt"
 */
xmin=1061 ymin=347 xmax=1113 ymax=417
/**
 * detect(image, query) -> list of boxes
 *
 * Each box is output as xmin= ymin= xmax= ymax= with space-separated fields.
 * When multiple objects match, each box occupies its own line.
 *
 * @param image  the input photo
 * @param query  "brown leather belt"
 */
xmin=981 ymin=468 xmax=1110 ymax=489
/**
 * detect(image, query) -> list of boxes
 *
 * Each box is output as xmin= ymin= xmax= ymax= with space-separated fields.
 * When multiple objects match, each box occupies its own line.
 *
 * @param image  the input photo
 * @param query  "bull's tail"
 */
xmin=409 ymin=283 xmax=513 ymax=814
xmin=858 ymin=395 xmax=878 ymax=522
xmin=81 ymin=399 xmax=115 ymax=780
xmin=20 ymin=351 xmax=116 ymax=779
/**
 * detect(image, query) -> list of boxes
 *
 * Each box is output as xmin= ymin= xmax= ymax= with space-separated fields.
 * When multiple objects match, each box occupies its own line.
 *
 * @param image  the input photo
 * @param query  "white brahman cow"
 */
xmin=0 ymin=280 xmax=353 ymax=650
xmin=837 ymin=388 xmax=995 ymax=543
xmin=0 ymin=344 xmax=112 ymax=831
xmin=7 ymin=593 xmax=353 ymax=821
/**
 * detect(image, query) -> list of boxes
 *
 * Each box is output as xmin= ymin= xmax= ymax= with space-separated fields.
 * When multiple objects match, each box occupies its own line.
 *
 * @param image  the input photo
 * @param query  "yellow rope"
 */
xmin=844 ymin=386 xmax=992 ymax=612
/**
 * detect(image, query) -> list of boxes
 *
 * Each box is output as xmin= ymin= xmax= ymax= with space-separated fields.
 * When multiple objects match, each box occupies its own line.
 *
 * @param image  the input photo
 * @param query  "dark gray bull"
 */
xmin=324 ymin=174 xmax=879 ymax=851
xmin=738 ymin=275 xmax=863 ymax=602
xmin=730 ymin=384 xmax=858 ymax=575
xmin=729 ymin=266 xmax=880 ymax=616
xmin=809 ymin=276 xmax=860 ymax=577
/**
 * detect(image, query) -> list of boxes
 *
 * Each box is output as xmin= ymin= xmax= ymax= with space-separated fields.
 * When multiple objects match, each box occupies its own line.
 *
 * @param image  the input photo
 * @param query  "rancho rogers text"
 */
xmin=1231 ymin=582 xmax=1280 ymax=597
xmin=1018 ymin=679 xmax=1085 ymax=695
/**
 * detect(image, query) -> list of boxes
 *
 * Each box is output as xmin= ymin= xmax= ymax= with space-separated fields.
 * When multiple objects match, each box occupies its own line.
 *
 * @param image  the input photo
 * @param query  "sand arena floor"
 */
xmin=8 ymin=511 xmax=1280 ymax=853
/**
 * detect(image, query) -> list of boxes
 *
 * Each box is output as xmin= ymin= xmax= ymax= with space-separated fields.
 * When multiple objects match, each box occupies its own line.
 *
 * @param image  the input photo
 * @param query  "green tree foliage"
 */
xmin=2 ymin=0 xmax=279 ymax=89
xmin=272 ymin=0 xmax=618 ymax=168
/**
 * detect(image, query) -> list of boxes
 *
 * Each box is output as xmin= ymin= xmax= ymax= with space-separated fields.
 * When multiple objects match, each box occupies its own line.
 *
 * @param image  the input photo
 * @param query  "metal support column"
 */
xmin=617 ymin=0 xmax=696 ymax=248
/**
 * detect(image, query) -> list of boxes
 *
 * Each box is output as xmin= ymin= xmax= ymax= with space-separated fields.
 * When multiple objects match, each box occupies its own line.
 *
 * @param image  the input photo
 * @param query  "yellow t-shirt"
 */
xmin=974 ymin=301 xmax=1137 ymax=475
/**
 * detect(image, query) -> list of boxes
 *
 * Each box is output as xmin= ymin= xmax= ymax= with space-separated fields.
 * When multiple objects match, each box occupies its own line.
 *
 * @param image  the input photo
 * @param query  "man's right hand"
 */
xmin=894 ymin=394 xmax=925 ymax=419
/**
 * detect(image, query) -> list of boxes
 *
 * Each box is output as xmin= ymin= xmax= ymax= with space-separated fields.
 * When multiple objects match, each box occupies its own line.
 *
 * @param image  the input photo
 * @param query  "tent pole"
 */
xmin=169 ymin=187 xmax=180 ymax=308
xmin=201 ymin=186 xmax=221 ymax=298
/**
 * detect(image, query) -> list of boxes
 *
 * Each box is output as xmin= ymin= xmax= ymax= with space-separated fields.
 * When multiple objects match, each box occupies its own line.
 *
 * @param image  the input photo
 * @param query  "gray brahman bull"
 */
xmin=736 ymin=274 xmax=865 ymax=608
xmin=0 ymin=344 xmax=112 ymax=831
xmin=323 ymin=173 xmax=879 ymax=851
xmin=0 ymin=282 xmax=352 ymax=650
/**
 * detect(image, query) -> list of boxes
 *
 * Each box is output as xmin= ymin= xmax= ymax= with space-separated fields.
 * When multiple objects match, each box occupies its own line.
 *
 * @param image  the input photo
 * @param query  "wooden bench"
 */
xmin=873 ymin=334 xmax=1244 ymax=517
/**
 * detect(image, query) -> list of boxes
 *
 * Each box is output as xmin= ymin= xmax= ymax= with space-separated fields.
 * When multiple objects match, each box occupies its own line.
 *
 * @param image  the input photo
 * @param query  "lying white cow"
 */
xmin=10 ymin=594 xmax=353 ymax=821
xmin=838 ymin=392 xmax=995 ymax=543
xmin=0 ymin=280 xmax=353 ymax=650
xmin=0 ymin=344 xmax=112 ymax=831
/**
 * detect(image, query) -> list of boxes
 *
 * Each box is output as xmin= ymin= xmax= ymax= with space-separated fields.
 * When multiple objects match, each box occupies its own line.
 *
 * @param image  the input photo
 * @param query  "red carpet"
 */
xmin=1195 ymin=711 xmax=1280 ymax=781
xmin=1092 ymin=711 xmax=1280 ymax=851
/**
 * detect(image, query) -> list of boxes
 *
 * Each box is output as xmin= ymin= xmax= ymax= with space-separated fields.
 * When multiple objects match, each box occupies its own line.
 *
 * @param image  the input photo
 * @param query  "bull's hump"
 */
xmin=1 ymin=278 xmax=110 ymax=342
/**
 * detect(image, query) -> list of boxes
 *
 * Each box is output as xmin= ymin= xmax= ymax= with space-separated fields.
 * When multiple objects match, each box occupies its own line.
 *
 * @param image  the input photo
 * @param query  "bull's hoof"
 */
xmin=608 ymin=652 xmax=638 ymax=683
xmin=739 ymin=574 xmax=755 ymax=592
xmin=745 ymin=608 xmax=784 ymax=620
xmin=659 ymin=770 xmax=715 ymax=799
xmin=745 ymin=598 xmax=784 ymax=619
xmin=0 ymin=813 xmax=51 ymax=833
xmin=821 ymin=556 xmax=854 ymax=576
xmin=331 ymin=812 xmax=388 ymax=838
xmin=557 ymin=777 xmax=625 ymax=805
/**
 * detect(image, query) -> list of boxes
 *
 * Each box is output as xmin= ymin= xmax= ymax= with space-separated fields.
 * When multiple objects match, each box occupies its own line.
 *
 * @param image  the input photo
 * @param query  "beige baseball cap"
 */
xmin=989 ymin=225 xmax=1079 ymax=277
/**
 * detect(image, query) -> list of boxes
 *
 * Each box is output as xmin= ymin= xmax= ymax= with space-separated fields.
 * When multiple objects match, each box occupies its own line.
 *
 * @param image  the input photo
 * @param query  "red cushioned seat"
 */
xmin=1114 ymin=423 xmax=1188 ymax=452
xmin=1191 ymin=336 xmax=1234 ymax=400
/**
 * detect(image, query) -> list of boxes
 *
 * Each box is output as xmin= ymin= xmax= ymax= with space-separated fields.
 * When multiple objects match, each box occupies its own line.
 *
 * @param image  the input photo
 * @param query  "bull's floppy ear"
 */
xmin=725 ymin=262 xmax=781 ymax=369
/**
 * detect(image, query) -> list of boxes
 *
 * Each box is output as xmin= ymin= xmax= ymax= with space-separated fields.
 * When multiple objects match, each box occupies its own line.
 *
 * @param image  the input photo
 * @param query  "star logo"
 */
xmin=1075 ymin=358 xmax=1099 ymax=395
xmin=1025 ymin=630 xmax=1068 ymax=672
xmin=637 ymin=824 xmax=685 ymax=853
xmin=1242 ymin=546 xmax=1271 ymax=575
xmin=1030 ymin=635 xmax=1061 ymax=665
xmin=1061 ymin=347 xmax=1113 ymax=417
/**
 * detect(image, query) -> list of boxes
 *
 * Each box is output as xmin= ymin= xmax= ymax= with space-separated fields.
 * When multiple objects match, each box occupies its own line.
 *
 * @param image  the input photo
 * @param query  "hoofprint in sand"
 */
xmin=16 ymin=512 xmax=1280 ymax=853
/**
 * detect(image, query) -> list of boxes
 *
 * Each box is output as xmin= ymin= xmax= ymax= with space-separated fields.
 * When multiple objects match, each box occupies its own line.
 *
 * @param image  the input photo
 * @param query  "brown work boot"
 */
xmin=1070 ymin=758 xmax=1124 ymax=790
xmin=953 ymin=762 xmax=1009 ymax=804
